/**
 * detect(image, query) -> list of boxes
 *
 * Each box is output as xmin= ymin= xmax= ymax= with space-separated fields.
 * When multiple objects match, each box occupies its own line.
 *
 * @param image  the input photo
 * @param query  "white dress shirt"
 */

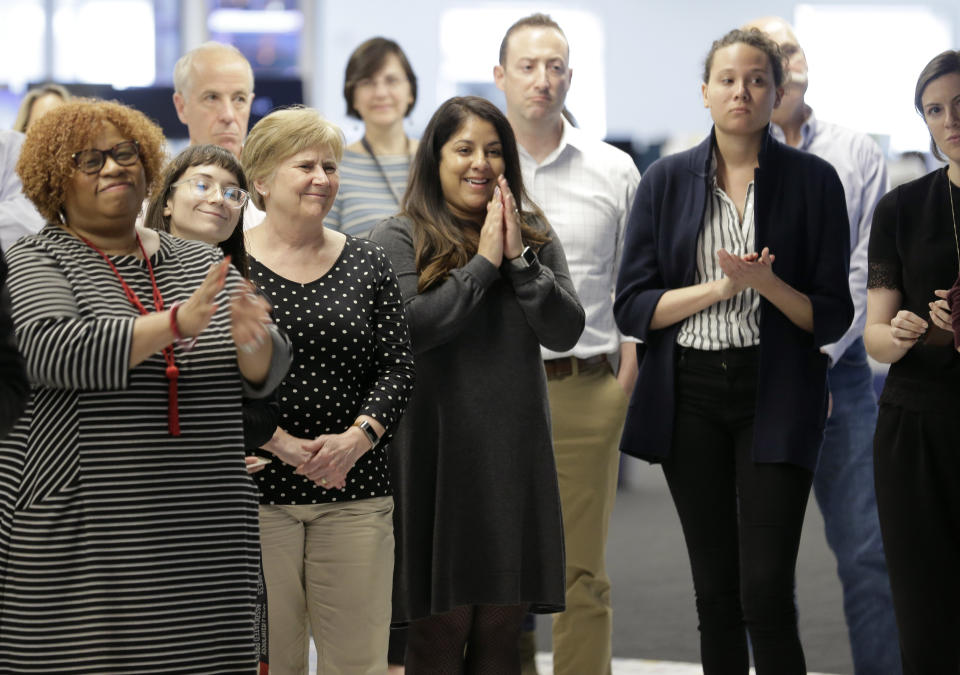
xmin=0 ymin=130 xmax=46 ymax=253
xmin=771 ymin=110 xmax=888 ymax=365
xmin=519 ymin=118 xmax=640 ymax=361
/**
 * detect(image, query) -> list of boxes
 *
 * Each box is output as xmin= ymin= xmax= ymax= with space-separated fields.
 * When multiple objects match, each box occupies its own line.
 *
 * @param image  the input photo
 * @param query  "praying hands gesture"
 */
xmin=477 ymin=175 xmax=524 ymax=267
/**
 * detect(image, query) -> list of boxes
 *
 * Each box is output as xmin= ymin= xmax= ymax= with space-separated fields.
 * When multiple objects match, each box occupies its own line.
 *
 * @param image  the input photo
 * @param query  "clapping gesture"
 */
xmin=716 ymin=245 xmax=814 ymax=333
xmin=716 ymin=247 xmax=777 ymax=294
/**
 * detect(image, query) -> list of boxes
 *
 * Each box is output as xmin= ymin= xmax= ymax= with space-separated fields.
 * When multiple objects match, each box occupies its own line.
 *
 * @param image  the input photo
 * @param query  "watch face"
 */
xmin=521 ymin=246 xmax=536 ymax=265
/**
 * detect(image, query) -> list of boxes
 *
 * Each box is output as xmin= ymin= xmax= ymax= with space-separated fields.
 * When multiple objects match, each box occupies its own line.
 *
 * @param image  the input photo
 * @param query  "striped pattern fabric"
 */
xmin=0 ymin=226 xmax=260 ymax=673
xmin=325 ymin=148 xmax=411 ymax=239
xmin=677 ymin=174 xmax=761 ymax=350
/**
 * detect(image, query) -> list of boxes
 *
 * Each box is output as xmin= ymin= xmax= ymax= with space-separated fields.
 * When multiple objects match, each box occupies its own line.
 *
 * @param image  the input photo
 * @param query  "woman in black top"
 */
xmin=241 ymin=106 xmax=415 ymax=674
xmin=864 ymin=49 xmax=960 ymax=673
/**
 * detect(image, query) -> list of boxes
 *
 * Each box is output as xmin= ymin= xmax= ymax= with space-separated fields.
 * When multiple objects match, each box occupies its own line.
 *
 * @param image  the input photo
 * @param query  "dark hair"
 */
xmin=402 ymin=96 xmax=550 ymax=292
xmin=915 ymin=50 xmax=960 ymax=161
xmin=144 ymin=144 xmax=249 ymax=279
xmin=498 ymin=13 xmax=567 ymax=66
xmin=343 ymin=37 xmax=418 ymax=119
xmin=703 ymin=28 xmax=785 ymax=88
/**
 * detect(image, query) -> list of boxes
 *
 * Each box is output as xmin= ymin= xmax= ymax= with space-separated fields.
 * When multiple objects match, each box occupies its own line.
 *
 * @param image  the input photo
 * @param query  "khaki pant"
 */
xmin=259 ymin=498 xmax=394 ymax=675
xmin=548 ymin=364 xmax=628 ymax=675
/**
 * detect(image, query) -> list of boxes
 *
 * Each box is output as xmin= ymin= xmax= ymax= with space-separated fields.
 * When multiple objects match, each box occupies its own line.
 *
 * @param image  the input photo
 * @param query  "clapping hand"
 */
xmin=230 ymin=279 xmax=273 ymax=354
xmin=716 ymin=247 xmax=777 ymax=294
xmin=176 ymin=258 xmax=231 ymax=338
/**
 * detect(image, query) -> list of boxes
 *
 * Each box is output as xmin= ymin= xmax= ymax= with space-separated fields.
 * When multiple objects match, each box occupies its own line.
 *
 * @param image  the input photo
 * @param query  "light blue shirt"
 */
xmin=771 ymin=109 xmax=888 ymax=366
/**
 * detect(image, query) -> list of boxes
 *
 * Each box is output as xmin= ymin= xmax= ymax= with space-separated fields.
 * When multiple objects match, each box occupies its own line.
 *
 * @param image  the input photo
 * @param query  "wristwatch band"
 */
xmin=352 ymin=419 xmax=380 ymax=449
xmin=508 ymin=246 xmax=537 ymax=270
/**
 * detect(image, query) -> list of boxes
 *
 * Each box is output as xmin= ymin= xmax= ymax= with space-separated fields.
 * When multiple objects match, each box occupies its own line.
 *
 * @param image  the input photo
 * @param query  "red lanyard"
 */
xmin=79 ymin=233 xmax=181 ymax=436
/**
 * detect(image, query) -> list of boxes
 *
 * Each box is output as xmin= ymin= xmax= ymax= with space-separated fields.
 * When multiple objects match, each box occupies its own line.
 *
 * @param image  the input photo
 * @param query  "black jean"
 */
xmin=874 ymin=403 xmax=960 ymax=674
xmin=663 ymin=347 xmax=813 ymax=675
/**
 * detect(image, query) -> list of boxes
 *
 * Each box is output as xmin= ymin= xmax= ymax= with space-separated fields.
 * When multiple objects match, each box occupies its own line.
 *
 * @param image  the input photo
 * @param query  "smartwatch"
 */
xmin=352 ymin=419 xmax=380 ymax=449
xmin=508 ymin=246 xmax=537 ymax=270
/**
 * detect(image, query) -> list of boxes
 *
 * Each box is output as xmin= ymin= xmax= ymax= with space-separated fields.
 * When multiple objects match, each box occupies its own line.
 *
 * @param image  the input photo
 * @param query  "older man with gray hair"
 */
xmin=744 ymin=16 xmax=900 ymax=675
xmin=171 ymin=42 xmax=264 ymax=228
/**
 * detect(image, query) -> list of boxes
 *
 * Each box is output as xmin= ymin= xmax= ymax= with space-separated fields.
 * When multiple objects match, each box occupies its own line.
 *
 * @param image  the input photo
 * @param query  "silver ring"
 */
xmin=239 ymin=342 xmax=258 ymax=354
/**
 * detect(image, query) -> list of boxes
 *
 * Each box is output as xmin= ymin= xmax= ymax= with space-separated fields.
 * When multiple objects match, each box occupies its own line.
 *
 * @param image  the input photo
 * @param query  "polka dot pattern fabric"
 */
xmin=250 ymin=236 xmax=414 ymax=505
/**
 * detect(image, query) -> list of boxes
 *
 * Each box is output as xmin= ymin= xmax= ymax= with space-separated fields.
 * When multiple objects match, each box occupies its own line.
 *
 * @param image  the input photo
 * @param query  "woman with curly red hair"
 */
xmin=0 ymin=99 xmax=289 ymax=672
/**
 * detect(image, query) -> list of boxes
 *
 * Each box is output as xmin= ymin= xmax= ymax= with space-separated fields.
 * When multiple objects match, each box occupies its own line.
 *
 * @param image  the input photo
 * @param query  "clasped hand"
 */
xmin=477 ymin=175 xmax=525 ymax=267
xmin=295 ymin=429 xmax=370 ymax=490
xmin=715 ymin=247 xmax=776 ymax=300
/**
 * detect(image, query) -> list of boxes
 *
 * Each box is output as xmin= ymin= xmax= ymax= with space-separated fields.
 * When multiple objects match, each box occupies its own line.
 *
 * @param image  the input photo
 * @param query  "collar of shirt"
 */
xmin=769 ymin=106 xmax=819 ymax=151
xmin=518 ymin=116 xmax=585 ymax=168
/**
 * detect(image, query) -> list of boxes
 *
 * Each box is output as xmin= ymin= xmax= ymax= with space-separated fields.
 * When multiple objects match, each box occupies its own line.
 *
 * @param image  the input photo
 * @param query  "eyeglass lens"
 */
xmin=74 ymin=141 xmax=140 ymax=174
xmin=180 ymin=177 xmax=248 ymax=208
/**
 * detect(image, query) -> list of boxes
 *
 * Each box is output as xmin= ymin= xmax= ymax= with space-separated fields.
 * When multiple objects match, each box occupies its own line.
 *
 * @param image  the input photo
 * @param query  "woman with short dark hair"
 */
xmin=864 ymin=49 xmax=960 ymax=672
xmin=326 ymin=37 xmax=419 ymax=238
xmin=615 ymin=29 xmax=852 ymax=673
xmin=371 ymin=95 xmax=584 ymax=673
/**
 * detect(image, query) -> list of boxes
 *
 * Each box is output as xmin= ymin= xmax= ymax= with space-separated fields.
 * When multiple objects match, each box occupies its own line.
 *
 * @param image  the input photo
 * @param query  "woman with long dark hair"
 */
xmin=614 ymin=29 xmax=852 ymax=673
xmin=864 ymin=49 xmax=960 ymax=672
xmin=145 ymin=143 xmax=288 ymax=458
xmin=371 ymin=95 xmax=584 ymax=673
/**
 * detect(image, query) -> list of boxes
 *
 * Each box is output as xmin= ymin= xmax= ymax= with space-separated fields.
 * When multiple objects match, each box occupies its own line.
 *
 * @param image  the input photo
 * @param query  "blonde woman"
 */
xmin=241 ymin=107 xmax=415 ymax=674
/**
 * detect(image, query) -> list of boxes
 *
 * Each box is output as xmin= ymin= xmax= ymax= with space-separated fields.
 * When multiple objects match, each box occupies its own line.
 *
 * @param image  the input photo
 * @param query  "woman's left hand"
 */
xmin=717 ymin=247 xmax=776 ymax=292
xmin=499 ymin=175 xmax=525 ymax=260
xmin=929 ymin=289 xmax=953 ymax=333
xmin=231 ymin=280 xmax=273 ymax=353
xmin=294 ymin=428 xmax=369 ymax=489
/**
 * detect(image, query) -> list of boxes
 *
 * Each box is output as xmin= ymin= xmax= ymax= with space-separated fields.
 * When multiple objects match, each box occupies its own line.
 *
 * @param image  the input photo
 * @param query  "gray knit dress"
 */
xmin=370 ymin=215 xmax=584 ymax=622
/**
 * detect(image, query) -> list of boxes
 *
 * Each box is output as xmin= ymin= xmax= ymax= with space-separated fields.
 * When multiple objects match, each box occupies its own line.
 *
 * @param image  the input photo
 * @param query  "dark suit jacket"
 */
xmin=614 ymin=128 xmax=853 ymax=472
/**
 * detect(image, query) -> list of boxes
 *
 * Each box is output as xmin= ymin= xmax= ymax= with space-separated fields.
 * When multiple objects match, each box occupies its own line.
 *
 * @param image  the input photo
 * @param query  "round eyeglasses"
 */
xmin=72 ymin=141 xmax=141 ymax=175
xmin=171 ymin=176 xmax=250 ymax=209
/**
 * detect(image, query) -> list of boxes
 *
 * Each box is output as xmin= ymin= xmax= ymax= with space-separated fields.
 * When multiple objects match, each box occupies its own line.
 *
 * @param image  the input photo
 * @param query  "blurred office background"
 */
xmin=1 ymin=0 xmax=958 ymax=175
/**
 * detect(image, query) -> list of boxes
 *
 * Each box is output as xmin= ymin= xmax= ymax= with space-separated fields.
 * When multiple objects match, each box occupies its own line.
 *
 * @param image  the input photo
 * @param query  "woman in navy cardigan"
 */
xmin=614 ymin=29 xmax=852 ymax=674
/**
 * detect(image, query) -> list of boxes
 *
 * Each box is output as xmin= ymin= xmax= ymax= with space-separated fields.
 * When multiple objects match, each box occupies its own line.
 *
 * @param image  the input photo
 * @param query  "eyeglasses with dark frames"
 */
xmin=171 ymin=176 xmax=250 ymax=209
xmin=72 ymin=141 xmax=141 ymax=175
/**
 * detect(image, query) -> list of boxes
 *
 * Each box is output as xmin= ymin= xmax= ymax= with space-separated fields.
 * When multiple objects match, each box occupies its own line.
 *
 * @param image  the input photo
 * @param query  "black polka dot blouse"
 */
xmin=250 ymin=237 xmax=414 ymax=505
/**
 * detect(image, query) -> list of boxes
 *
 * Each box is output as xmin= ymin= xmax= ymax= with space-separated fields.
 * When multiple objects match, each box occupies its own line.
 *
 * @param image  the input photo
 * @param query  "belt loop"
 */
xmin=571 ymin=356 xmax=579 ymax=377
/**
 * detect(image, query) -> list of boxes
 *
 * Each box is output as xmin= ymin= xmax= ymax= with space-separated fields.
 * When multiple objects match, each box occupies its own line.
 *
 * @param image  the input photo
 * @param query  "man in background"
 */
xmin=745 ymin=17 xmax=899 ymax=674
xmin=495 ymin=14 xmax=640 ymax=674
xmin=172 ymin=41 xmax=264 ymax=227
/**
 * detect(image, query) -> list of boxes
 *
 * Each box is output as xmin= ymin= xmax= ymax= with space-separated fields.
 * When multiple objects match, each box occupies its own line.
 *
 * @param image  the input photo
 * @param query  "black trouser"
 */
xmin=663 ymin=347 xmax=813 ymax=675
xmin=874 ymin=403 xmax=960 ymax=674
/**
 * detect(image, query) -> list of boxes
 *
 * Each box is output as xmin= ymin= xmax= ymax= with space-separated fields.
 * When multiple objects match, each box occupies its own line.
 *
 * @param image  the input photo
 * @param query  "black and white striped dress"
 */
xmin=0 ymin=226 xmax=261 ymax=673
